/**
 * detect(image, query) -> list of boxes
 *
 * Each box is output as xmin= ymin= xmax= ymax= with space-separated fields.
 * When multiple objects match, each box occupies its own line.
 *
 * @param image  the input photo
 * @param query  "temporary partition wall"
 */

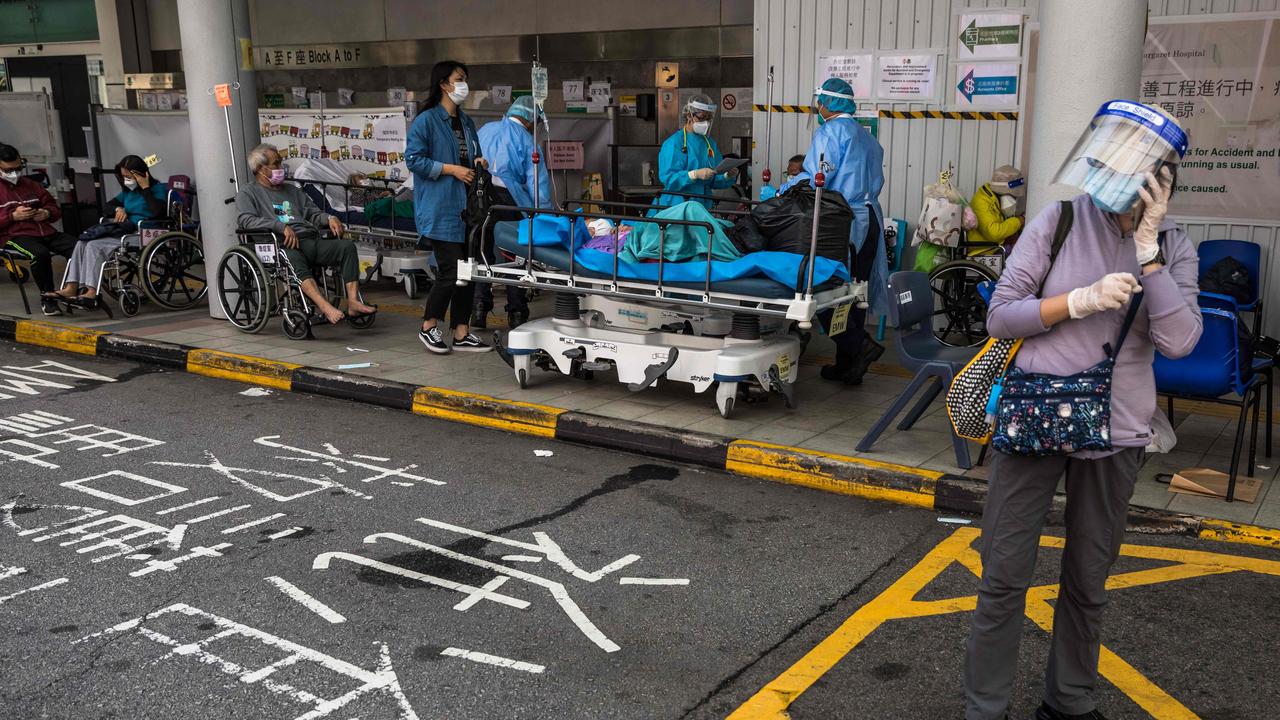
xmin=754 ymin=0 xmax=1280 ymax=335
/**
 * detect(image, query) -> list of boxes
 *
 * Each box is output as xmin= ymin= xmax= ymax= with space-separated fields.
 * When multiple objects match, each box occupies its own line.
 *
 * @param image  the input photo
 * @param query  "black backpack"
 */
xmin=462 ymin=163 xmax=498 ymax=228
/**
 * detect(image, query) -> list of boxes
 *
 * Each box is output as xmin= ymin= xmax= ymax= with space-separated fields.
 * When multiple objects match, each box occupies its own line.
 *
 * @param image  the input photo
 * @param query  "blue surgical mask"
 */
xmin=1082 ymin=165 xmax=1145 ymax=215
xmin=816 ymin=112 xmax=827 ymax=126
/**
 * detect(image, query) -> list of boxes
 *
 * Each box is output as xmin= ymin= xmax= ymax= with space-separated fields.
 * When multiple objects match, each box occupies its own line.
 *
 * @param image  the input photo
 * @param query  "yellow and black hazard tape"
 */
xmin=2 ymin=313 xmax=1275 ymax=549
xmin=751 ymin=104 xmax=1018 ymax=121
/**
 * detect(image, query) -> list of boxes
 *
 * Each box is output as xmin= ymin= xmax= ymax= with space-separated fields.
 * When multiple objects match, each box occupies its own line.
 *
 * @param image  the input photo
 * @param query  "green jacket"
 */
xmin=966 ymin=184 xmax=1023 ymax=255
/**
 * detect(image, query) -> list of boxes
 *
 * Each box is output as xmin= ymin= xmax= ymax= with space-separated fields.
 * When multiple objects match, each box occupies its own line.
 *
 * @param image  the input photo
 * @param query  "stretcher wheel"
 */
xmin=216 ymin=246 xmax=271 ymax=334
xmin=119 ymin=289 xmax=141 ymax=317
xmin=517 ymin=368 xmax=528 ymax=389
xmin=403 ymin=273 xmax=420 ymax=299
xmin=282 ymin=309 xmax=311 ymax=340
xmin=716 ymin=381 xmax=739 ymax=419
xmin=141 ymin=231 xmax=207 ymax=309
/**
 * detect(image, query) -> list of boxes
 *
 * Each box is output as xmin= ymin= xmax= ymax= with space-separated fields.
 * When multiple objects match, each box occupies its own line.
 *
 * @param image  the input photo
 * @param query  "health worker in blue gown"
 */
xmin=652 ymin=94 xmax=739 ymax=212
xmin=472 ymin=96 xmax=553 ymax=329
xmin=779 ymin=77 xmax=888 ymax=385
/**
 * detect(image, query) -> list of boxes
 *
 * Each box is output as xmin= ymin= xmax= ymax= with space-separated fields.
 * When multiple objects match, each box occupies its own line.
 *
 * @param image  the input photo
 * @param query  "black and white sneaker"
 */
xmin=41 ymin=297 xmax=63 ymax=316
xmin=418 ymin=326 xmax=449 ymax=354
xmin=451 ymin=332 xmax=492 ymax=352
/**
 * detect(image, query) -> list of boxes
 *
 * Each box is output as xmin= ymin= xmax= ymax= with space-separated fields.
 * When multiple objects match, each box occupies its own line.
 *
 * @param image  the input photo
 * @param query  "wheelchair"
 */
xmin=214 ymin=228 xmax=376 ymax=340
xmin=926 ymin=236 xmax=1006 ymax=348
xmin=47 ymin=188 xmax=207 ymax=318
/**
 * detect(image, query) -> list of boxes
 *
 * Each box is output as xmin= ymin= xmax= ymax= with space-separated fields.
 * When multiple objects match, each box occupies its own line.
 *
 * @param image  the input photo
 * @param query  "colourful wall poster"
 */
xmin=258 ymin=107 xmax=408 ymax=181
xmin=1143 ymin=18 xmax=1280 ymax=221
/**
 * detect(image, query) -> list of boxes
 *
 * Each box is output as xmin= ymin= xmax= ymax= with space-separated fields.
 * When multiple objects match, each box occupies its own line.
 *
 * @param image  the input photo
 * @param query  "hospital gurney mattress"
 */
xmin=492 ymin=222 xmax=835 ymax=300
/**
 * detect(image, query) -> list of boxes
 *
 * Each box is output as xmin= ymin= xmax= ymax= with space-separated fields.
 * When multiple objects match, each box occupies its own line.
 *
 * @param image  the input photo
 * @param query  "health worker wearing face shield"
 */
xmin=652 ymin=94 xmax=738 ymax=212
xmin=964 ymin=101 xmax=1203 ymax=720
xmin=967 ymin=165 xmax=1026 ymax=257
xmin=779 ymin=77 xmax=888 ymax=386
xmin=472 ymin=95 xmax=553 ymax=330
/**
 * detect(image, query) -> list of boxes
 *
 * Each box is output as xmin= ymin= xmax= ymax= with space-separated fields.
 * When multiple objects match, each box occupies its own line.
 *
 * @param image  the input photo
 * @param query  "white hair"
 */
xmin=247 ymin=143 xmax=279 ymax=174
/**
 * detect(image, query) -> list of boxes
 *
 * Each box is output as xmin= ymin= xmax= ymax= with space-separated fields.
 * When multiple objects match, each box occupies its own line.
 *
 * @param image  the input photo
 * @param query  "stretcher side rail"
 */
xmin=291 ymin=177 xmax=418 ymax=243
xmin=464 ymin=203 xmax=865 ymax=325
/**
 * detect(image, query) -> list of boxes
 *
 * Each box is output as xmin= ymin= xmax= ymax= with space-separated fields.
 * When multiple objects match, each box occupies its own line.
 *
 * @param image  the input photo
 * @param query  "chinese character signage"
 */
xmin=876 ymin=54 xmax=937 ymax=101
xmin=257 ymin=43 xmax=367 ymax=69
xmin=815 ymin=51 xmax=875 ymax=99
xmin=1143 ymin=18 xmax=1280 ymax=220
xmin=956 ymin=13 xmax=1023 ymax=60
xmin=954 ymin=62 xmax=1019 ymax=108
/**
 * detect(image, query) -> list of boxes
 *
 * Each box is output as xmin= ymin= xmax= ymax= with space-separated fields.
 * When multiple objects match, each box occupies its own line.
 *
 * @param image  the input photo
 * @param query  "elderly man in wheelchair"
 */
xmin=232 ymin=143 xmax=377 ymax=327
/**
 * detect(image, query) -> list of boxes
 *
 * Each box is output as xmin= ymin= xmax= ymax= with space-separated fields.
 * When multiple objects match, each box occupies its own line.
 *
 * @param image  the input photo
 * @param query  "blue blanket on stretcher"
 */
xmin=515 ymin=214 xmax=850 ymax=289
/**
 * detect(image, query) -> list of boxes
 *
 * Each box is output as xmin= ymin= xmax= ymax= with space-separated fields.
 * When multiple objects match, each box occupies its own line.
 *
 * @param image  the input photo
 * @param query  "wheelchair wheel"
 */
xmin=282 ymin=309 xmax=311 ymax=340
xmin=346 ymin=310 xmax=376 ymax=330
xmin=119 ymin=289 xmax=141 ymax=317
xmin=216 ymin=247 xmax=271 ymax=333
xmin=928 ymin=259 xmax=998 ymax=348
xmin=141 ymin=231 xmax=207 ymax=309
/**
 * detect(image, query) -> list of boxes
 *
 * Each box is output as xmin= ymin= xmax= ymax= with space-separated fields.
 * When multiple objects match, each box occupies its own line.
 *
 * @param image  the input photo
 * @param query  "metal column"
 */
xmin=176 ymin=0 xmax=260 ymax=319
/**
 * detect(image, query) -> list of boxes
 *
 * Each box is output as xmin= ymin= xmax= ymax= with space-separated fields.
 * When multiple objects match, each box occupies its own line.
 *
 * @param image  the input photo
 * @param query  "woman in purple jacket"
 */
xmin=964 ymin=102 xmax=1203 ymax=720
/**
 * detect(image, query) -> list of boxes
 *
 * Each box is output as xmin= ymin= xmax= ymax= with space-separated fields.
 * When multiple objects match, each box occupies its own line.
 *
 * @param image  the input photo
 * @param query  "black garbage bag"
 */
xmin=1200 ymin=256 xmax=1253 ymax=305
xmin=728 ymin=214 xmax=767 ymax=254
xmin=750 ymin=180 xmax=854 ymax=261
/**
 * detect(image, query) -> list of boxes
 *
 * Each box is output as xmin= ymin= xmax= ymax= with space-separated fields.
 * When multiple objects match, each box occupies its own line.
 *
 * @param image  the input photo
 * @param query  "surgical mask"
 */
xmin=123 ymin=178 xmax=138 ymax=190
xmin=691 ymin=120 xmax=711 ymax=136
xmin=816 ymin=112 xmax=827 ymax=126
xmin=998 ymin=194 xmax=1020 ymax=218
xmin=0 ymin=170 xmax=18 ymax=184
xmin=1082 ymin=165 xmax=1146 ymax=215
xmin=448 ymin=81 xmax=469 ymax=104
xmin=268 ymin=168 xmax=287 ymax=186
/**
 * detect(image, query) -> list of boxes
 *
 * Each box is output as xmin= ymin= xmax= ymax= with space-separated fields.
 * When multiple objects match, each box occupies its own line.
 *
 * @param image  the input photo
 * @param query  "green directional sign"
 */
xmin=959 ymin=20 xmax=1020 ymax=54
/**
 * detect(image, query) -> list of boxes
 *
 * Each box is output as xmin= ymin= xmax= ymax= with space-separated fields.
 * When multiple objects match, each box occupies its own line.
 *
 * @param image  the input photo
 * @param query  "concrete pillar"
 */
xmin=93 ymin=0 xmax=128 ymax=108
xmin=176 ymin=0 xmax=259 ymax=319
xmin=1025 ymin=0 xmax=1147 ymax=218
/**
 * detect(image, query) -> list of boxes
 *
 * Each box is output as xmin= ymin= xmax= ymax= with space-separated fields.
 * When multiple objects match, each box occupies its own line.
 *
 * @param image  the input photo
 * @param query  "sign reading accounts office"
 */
xmin=1143 ymin=17 xmax=1280 ymax=221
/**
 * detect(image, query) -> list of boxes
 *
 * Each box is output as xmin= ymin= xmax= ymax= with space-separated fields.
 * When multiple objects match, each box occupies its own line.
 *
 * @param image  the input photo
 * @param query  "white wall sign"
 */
xmin=720 ymin=87 xmax=752 ymax=117
xmin=956 ymin=13 xmax=1024 ymax=60
xmin=876 ymin=54 xmax=937 ymax=101
xmin=386 ymin=87 xmax=407 ymax=106
xmin=547 ymin=140 xmax=585 ymax=170
xmin=491 ymin=85 xmax=512 ymax=105
xmin=562 ymin=80 xmax=584 ymax=102
xmin=588 ymin=82 xmax=611 ymax=106
xmin=291 ymin=86 xmax=308 ymax=106
xmin=337 ymin=88 xmax=354 ymax=106
xmin=954 ymin=62 xmax=1020 ymax=107
xmin=815 ymin=51 xmax=874 ymax=99
xmin=655 ymin=62 xmax=679 ymax=89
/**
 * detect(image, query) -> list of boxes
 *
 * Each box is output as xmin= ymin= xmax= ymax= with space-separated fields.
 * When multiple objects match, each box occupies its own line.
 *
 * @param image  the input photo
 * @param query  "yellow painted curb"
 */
xmin=1198 ymin=519 xmax=1280 ymax=549
xmin=15 ymin=320 xmax=103 ymax=356
xmin=186 ymin=349 xmax=299 ymax=391
xmin=725 ymin=440 xmax=939 ymax=509
xmin=412 ymin=386 xmax=564 ymax=438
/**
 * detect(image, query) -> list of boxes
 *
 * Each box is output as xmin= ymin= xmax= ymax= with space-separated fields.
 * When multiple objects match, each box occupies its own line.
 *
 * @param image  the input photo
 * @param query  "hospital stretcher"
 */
xmin=461 ymin=186 xmax=867 ymax=418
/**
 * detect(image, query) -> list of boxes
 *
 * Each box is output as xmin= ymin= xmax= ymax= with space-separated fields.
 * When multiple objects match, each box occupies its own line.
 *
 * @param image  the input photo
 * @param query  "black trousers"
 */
xmin=5 ymin=233 xmax=77 ymax=293
xmin=820 ymin=206 xmax=882 ymax=367
xmin=422 ymin=239 xmax=474 ymax=329
xmin=473 ymin=185 xmax=526 ymax=312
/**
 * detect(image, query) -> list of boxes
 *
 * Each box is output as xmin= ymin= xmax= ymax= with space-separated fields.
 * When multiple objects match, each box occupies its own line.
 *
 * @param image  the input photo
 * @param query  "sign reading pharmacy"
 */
xmin=1142 ymin=17 xmax=1280 ymax=221
xmin=955 ymin=13 xmax=1023 ymax=60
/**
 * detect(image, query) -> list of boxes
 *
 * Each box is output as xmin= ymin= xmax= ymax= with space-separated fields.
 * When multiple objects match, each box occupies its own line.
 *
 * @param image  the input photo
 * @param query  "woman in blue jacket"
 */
xmin=405 ymin=60 xmax=490 ymax=354
xmin=44 ymin=155 xmax=167 ymax=308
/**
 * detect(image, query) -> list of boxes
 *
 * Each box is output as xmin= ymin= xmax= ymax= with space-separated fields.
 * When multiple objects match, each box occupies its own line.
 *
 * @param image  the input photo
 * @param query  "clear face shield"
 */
xmin=1051 ymin=100 xmax=1188 ymax=215
xmin=809 ymin=85 xmax=857 ymax=130
xmin=990 ymin=176 xmax=1026 ymax=217
xmin=685 ymin=99 xmax=716 ymax=135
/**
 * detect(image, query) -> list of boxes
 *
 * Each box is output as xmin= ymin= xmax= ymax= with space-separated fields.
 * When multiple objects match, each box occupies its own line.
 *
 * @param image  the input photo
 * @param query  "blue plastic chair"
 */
xmin=857 ymin=271 xmax=979 ymax=469
xmin=1198 ymin=239 xmax=1264 ymax=336
xmin=1155 ymin=301 xmax=1271 ymax=502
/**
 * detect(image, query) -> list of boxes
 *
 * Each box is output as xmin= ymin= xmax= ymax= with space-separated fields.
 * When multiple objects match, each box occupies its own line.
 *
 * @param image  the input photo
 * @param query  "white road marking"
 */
xmin=239 ymin=387 xmax=273 ymax=397
xmin=129 ymin=543 xmax=231 ymax=577
xmin=154 ymin=496 xmax=222 ymax=515
xmin=1 ymin=360 xmax=116 ymax=383
xmin=268 ymin=526 xmax=305 ymax=540
xmin=265 ymin=576 xmax=347 ymax=624
xmin=61 ymin=471 xmax=186 ymax=506
xmin=312 ymin=552 xmax=530 ymax=610
xmin=152 ymin=452 xmax=375 ymax=501
xmin=452 ymin=575 xmax=512 ymax=612
xmin=501 ymin=555 xmax=543 ymax=563
xmin=322 ymin=443 xmax=342 ymax=456
xmin=0 ymin=563 xmax=27 ymax=580
xmin=183 ymin=504 xmax=251 ymax=524
xmin=74 ymin=604 xmax=420 ymax=719
xmin=534 ymin=449 xmax=554 ymax=457
xmin=255 ymin=436 xmax=440 ymax=486
xmin=353 ymin=454 xmax=390 ymax=462
xmin=389 ymin=482 xmax=414 ymax=487
xmin=439 ymin=647 xmax=545 ymax=674
xmin=222 ymin=513 xmax=287 ymax=534
xmin=618 ymin=577 xmax=690 ymax=586
xmin=0 ymin=577 xmax=68 ymax=604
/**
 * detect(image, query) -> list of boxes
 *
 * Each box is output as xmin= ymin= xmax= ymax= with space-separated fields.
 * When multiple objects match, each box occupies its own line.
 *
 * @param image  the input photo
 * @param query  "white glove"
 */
xmin=688 ymin=167 xmax=716 ymax=181
xmin=1067 ymin=272 xmax=1143 ymax=319
xmin=1134 ymin=166 xmax=1172 ymax=265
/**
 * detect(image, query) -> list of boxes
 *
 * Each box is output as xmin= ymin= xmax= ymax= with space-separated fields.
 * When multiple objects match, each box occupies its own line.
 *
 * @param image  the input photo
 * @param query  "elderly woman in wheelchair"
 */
xmin=232 ymin=144 xmax=377 ymax=327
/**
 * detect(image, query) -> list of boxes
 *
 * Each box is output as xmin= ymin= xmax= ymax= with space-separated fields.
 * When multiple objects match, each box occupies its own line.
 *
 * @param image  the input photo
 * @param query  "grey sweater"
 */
xmin=988 ymin=194 xmax=1203 ymax=457
xmin=234 ymin=182 xmax=328 ymax=235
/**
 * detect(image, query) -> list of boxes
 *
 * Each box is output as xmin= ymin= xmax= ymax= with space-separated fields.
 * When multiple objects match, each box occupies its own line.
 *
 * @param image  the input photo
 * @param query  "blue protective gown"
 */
xmin=477 ymin=117 xmax=552 ymax=211
xmin=779 ymin=115 xmax=888 ymax=316
xmin=652 ymin=128 xmax=736 ymax=212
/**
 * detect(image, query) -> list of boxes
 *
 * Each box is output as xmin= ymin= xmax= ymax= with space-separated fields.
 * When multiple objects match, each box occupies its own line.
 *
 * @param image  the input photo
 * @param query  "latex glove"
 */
xmin=1133 ymin=166 xmax=1172 ymax=264
xmin=1067 ymin=272 xmax=1143 ymax=319
xmin=688 ymin=167 xmax=716 ymax=181
xmin=759 ymin=185 xmax=778 ymax=201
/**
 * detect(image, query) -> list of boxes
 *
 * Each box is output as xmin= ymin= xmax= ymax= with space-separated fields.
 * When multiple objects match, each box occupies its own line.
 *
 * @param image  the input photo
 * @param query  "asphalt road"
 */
xmin=0 ymin=340 xmax=1276 ymax=720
